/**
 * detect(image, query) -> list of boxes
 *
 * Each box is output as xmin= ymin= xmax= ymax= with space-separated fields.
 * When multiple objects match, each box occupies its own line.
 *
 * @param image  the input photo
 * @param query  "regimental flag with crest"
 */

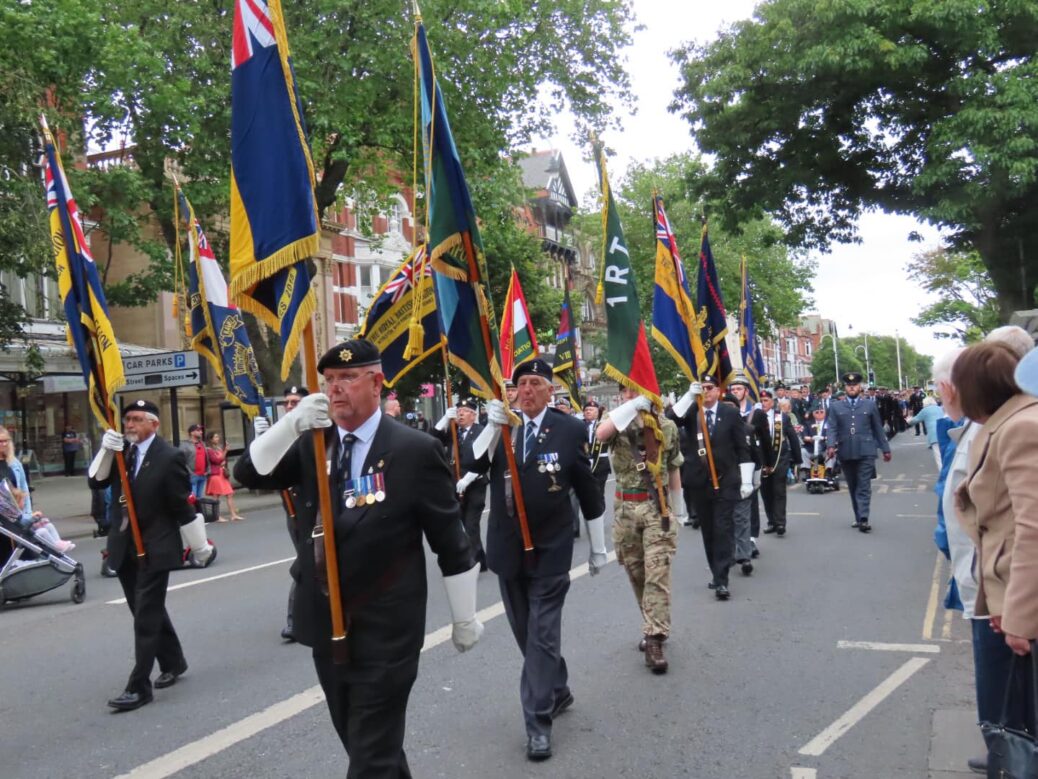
xmin=552 ymin=277 xmax=581 ymax=406
xmin=651 ymin=194 xmax=707 ymax=382
xmin=228 ymin=0 xmax=317 ymax=380
xmin=593 ymin=143 xmax=660 ymax=406
xmin=41 ymin=119 xmax=124 ymax=427
xmin=499 ymin=267 xmax=538 ymax=380
xmin=360 ymin=245 xmax=442 ymax=387
xmin=695 ymin=227 xmax=735 ymax=386
xmin=739 ymin=256 xmax=766 ymax=403
xmin=176 ymin=185 xmax=265 ymax=418
xmin=413 ymin=20 xmax=503 ymax=399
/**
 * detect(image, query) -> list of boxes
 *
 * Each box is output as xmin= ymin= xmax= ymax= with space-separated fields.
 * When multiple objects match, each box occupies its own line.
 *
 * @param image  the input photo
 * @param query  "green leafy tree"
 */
xmin=814 ymin=333 xmax=933 ymax=393
xmin=906 ymin=247 xmax=1000 ymax=343
xmin=671 ymin=0 xmax=1038 ymax=318
xmin=809 ymin=340 xmax=862 ymax=394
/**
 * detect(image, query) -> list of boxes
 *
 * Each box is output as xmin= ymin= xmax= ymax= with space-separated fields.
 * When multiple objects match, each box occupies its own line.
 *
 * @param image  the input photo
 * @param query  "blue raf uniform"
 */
xmin=824 ymin=372 xmax=891 ymax=532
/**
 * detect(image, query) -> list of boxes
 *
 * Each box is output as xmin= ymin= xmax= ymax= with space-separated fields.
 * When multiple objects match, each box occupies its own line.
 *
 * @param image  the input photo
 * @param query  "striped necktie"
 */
xmin=524 ymin=420 xmax=536 ymax=463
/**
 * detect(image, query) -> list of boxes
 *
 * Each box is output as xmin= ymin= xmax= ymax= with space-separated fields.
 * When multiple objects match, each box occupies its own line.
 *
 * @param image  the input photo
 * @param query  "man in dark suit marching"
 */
xmin=672 ymin=374 xmax=753 ymax=600
xmin=751 ymin=388 xmax=802 ymax=536
xmin=435 ymin=398 xmax=489 ymax=571
xmin=88 ymin=399 xmax=209 ymax=711
xmin=235 ymin=339 xmax=482 ymax=778
xmin=472 ymin=358 xmax=606 ymax=762
xmin=583 ymin=399 xmax=611 ymax=503
xmin=826 ymin=372 xmax=892 ymax=533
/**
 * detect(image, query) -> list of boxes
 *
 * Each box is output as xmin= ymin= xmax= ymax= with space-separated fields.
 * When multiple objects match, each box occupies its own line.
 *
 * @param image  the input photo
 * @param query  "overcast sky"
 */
xmin=531 ymin=0 xmax=954 ymax=362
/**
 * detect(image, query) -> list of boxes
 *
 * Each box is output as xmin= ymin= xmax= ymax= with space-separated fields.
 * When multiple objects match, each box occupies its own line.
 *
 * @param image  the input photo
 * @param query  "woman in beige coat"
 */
xmin=954 ymin=340 xmax=1038 ymax=737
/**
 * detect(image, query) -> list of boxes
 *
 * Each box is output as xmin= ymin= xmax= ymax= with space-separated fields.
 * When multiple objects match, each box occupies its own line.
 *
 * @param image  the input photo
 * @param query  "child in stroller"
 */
xmin=800 ymin=404 xmax=840 ymax=494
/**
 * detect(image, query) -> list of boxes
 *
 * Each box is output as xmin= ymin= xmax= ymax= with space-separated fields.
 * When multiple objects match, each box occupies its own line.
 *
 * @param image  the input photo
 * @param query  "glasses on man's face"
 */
xmin=124 ymin=415 xmax=150 ymax=424
xmin=324 ymin=371 xmax=375 ymax=388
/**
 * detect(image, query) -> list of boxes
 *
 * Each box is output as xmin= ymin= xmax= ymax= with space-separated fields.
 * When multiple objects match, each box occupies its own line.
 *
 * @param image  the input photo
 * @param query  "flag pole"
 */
xmin=440 ymin=337 xmax=463 ymax=483
xmin=302 ymin=321 xmax=349 ymax=664
xmin=460 ymin=231 xmax=534 ymax=554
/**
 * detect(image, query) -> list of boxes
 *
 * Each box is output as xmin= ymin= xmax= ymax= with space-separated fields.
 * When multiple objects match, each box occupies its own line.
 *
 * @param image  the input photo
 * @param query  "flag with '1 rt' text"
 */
xmin=593 ymin=142 xmax=660 ymax=406
xmin=41 ymin=119 xmax=124 ymax=427
xmin=228 ymin=0 xmax=317 ymax=380
xmin=176 ymin=185 xmax=265 ymax=418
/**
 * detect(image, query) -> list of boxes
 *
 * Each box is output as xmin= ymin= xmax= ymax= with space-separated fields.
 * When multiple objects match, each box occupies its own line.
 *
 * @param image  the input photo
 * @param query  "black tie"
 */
xmin=126 ymin=444 xmax=139 ymax=482
xmin=706 ymin=409 xmax=715 ymax=434
xmin=339 ymin=433 xmax=356 ymax=510
xmin=524 ymin=420 xmax=536 ymax=463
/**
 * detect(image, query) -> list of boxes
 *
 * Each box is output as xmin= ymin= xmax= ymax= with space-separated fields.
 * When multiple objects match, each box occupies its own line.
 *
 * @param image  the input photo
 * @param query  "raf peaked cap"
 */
xmin=512 ymin=358 xmax=553 ymax=383
xmin=284 ymin=385 xmax=310 ymax=398
xmin=843 ymin=371 xmax=864 ymax=384
xmin=729 ymin=373 xmax=751 ymax=388
xmin=125 ymin=399 xmax=160 ymax=418
xmin=457 ymin=398 xmax=479 ymax=411
xmin=555 ymin=396 xmax=572 ymax=408
xmin=759 ymin=387 xmax=774 ymax=399
xmin=316 ymin=338 xmax=381 ymax=372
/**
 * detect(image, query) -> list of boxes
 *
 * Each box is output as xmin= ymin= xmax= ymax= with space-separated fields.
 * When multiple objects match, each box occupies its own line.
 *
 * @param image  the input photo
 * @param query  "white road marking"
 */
xmin=105 ymin=557 xmax=296 ymax=605
xmin=790 ymin=768 xmax=817 ymax=779
xmin=922 ymin=553 xmax=943 ymax=641
xmin=896 ymin=513 xmax=936 ymax=518
xmin=113 ymin=550 xmax=617 ymax=778
xmin=837 ymin=640 xmax=940 ymax=654
xmin=788 ymin=512 xmax=821 ymax=516
xmin=798 ymin=657 xmax=930 ymax=757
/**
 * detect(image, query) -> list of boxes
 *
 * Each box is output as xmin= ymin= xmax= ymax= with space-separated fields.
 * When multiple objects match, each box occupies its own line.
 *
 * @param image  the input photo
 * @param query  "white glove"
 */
xmin=609 ymin=395 xmax=653 ymax=432
xmin=89 ymin=429 xmax=124 ymax=480
xmin=253 ymin=416 xmax=270 ymax=437
xmin=673 ymin=382 xmax=704 ymax=419
xmin=669 ymin=489 xmax=687 ymax=525
xmin=739 ymin=462 xmax=755 ymax=500
xmin=250 ymin=393 xmax=332 ymax=474
xmin=102 ymin=429 xmax=125 ymax=452
xmin=586 ymin=514 xmax=609 ymax=575
xmin=485 ymin=399 xmax=509 ymax=427
xmin=443 ymin=563 xmax=483 ymax=652
xmin=752 ymin=468 xmax=762 ymax=488
xmin=435 ymin=407 xmax=458 ymax=432
xmin=456 ymin=471 xmax=479 ymax=495
xmin=180 ymin=514 xmax=212 ymax=564
xmin=689 ymin=382 xmax=704 ymax=397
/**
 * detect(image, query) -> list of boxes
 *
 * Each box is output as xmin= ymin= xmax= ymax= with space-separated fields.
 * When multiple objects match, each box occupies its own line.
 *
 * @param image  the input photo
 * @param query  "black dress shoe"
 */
xmin=550 ymin=690 xmax=574 ymax=718
xmin=763 ymin=526 xmax=778 ymax=534
xmin=967 ymin=755 xmax=986 ymax=774
xmin=714 ymin=585 xmax=730 ymax=600
xmin=741 ymin=561 xmax=754 ymax=576
xmin=154 ymin=664 xmax=187 ymax=689
xmin=776 ymin=526 xmax=786 ymax=537
xmin=108 ymin=690 xmax=153 ymax=711
xmin=750 ymin=546 xmax=760 ymax=559
xmin=280 ymin=626 xmax=296 ymax=642
xmin=851 ymin=520 xmax=862 ymax=528
xmin=527 ymin=734 xmax=552 ymax=761
xmin=707 ymin=581 xmax=717 ymax=589
xmin=858 ymin=522 xmax=871 ymax=533
xmin=637 ymin=637 xmax=647 ymax=651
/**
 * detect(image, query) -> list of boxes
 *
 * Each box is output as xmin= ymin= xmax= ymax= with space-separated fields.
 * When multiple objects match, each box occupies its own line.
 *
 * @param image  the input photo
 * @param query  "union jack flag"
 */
xmin=655 ymin=197 xmax=686 ymax=288
xmin=231 ymin=0 xmax=276 ymax=70
xmin=384 ymin=246 xmax=431 ymax=304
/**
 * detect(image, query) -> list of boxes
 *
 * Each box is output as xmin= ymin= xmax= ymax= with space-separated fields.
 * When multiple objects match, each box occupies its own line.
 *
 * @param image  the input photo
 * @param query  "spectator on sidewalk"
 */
xmin=61 ymin=424 xmax=82 ymax=477
xmin=179 ymin=424 xmax=208 ymax=500
xmin=906 ymin=396 xmax=947 ymax=470
xmin=0 ymin=427 xmax=32 ymax=524
xmin=205 ymin=432 xmax=243 ymax=522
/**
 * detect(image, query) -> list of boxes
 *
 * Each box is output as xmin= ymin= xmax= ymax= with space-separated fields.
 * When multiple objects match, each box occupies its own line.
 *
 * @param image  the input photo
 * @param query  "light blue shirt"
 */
xmin=130 ymin=433 xmax=157 ymax=478
xmin=338 ymin=409 xmax=382 ymax=483
xmin=8 ymin=459 xmax=32 ymax=524
xmin=911 ymin=405 xmax=947 ymax=447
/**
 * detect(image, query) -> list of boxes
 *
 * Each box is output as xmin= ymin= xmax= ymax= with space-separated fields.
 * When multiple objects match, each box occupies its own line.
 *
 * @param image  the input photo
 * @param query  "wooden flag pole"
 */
xmin=697 ymin=396 xmax=720 ymax=491
xmin=460 ymin=231 xmax=534 ymax=554
xmin=302 ymin=322 xmax=349 ymax=664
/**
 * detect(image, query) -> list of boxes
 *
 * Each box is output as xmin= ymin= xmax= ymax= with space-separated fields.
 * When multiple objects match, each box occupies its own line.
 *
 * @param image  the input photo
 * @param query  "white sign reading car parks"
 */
xmin=121 ymin=351 xmax=204 ymax=390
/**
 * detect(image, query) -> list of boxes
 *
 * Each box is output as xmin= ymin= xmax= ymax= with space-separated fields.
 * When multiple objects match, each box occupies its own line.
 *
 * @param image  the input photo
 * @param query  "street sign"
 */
xmin=121 ymin=351 xmax=204 ymax=390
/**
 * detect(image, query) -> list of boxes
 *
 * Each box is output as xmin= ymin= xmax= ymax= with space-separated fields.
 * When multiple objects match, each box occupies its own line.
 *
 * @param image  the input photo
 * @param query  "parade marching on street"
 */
xmin=2 ymin=433 xmax=985 ymax=778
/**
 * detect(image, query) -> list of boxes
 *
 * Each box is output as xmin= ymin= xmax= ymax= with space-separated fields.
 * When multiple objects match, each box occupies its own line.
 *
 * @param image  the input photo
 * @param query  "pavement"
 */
xmin=28 ymin=472 xmax=284 ymax=541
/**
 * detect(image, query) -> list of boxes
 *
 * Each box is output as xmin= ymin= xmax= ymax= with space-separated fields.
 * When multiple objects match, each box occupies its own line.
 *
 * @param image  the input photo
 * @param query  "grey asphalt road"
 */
xmin=0 ymin=434 xmax=979 ymax=779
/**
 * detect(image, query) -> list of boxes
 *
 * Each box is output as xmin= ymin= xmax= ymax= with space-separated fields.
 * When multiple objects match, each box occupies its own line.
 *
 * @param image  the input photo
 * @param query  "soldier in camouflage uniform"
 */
xmin=596 ymin=386 xmax=685 ymax=673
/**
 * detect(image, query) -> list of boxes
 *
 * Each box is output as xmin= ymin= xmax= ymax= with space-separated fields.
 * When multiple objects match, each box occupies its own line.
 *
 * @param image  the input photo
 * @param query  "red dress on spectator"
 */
xmin=205 ymin=448 xmax=233 ymax=497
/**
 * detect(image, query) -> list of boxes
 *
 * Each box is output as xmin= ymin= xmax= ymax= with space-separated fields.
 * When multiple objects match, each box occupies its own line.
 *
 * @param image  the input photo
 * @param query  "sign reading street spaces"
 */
xmin=121 ymin=351 xmax=205 ymax=391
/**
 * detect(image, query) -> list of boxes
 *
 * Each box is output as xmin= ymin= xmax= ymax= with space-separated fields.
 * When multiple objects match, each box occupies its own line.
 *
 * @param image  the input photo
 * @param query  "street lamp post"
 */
xmin=895 ymin=329 xmax=904 ymax=390
xmin=854 ymin=340 xmax=872 ymax=386
xmin=820 ymin=333 xmax=839 ymax=387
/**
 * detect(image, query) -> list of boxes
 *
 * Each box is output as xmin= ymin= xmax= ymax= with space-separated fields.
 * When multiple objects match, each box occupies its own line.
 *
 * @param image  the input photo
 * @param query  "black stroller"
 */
xmin=0 ymin=515 xmax=85 ymax=608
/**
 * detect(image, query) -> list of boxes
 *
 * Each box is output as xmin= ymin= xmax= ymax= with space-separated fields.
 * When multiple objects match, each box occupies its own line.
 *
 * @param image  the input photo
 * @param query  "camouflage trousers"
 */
xmin=612 ymin=496 xmax=678 ymax=638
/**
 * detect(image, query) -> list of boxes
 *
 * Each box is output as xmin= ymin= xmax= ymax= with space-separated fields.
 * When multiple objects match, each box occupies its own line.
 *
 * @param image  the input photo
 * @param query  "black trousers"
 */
xmin=63 ymin=450 xmax=77 ymax=476
xmin=499 ymin=573 xmax=571 ymax=738
xmin=689 ymin=491 xmax=736 ymax=586
xmin=841 ymin=457 xmax=877 ymax=522
xmin=116 ymin=561 xmax=185 ymax=694
xmin=750 ymin=496 xmax=761 ymax=537
xmin=761 ymin=461 xmax=789 ymax=530
xmin=313 ymin=652 xmax=417 ymax=779
xmin=461 ymin=486 xmax=486 ymax=560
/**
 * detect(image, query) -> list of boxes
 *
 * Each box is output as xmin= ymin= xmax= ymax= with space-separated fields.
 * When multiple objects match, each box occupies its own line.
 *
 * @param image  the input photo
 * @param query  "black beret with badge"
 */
xmin=284 ymin=385 xmax=310 ymax=397
xmin=843 ymin=372 xmax=864 ymax=384
xmin=124 ymin=399 xmax=160 ymax=418
xmin=316 ymin=338 xmax=382 ymax=373
xmin=583 ymin=399 xmax=600 ymax=409
xmin=759 ymin=387 xmax=774 ymax=399
xmin=512 ymin=357 xmax=553 ymax=384
xmin=457 ymin=398 xmax=479 ymax=411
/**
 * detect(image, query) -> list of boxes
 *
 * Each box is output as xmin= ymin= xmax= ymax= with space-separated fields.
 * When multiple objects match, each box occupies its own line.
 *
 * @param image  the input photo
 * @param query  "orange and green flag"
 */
xmin=499 ymin=267 xmax=538 ymax=380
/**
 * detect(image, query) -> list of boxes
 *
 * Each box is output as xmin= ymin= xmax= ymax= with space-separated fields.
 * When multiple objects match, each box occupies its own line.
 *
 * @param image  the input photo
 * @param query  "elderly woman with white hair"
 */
xmin=906 ymin=394 xmax=947 ymax=469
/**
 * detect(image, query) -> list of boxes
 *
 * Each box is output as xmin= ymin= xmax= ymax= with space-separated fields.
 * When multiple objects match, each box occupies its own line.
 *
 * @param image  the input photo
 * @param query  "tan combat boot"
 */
xmin=644 ymin=634 xmax=668 ymax=674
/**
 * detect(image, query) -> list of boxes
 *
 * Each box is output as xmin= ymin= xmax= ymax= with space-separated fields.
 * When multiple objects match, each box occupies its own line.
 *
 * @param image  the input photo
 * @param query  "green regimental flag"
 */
xmin=593 ymin=142 xmax=661 ymax=405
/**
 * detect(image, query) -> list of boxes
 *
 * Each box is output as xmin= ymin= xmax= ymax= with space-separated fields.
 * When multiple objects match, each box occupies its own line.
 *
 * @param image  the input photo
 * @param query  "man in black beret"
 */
xmin=751 ymin=388 xmax=801 ymax=537
xmin=582 ymin=399 xmax=611 ymax=505
xmin=470 ymin=357 xmax=606 ymax=760
xmin=236 ymin=338 xmax=481 ymax=775
xmin=825 ymin=371 xmax=892 ymax=533
xmin=434 ymin=397 xmax=489 ymax=571
xmin=89 ymin=398 xmax=208 ymax=711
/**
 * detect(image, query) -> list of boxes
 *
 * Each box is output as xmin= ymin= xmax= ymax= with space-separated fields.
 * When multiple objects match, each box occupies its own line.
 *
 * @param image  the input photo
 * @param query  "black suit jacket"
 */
xmin=751 ymin=409 xmax=802 ymax=471
xmin=89 ymin=435 xmax=194 ymax=572
xmin=585 ymin=419 xmax=612 ymax=479
xmin=675 ymin=403 xmax=751 ymax=500
xmin=234 ymin=416 xmax=473 ymax=663
xmin=479 ymin=408 xmax=604 ymax=579
xmin=433 ymin=422 xmax=488 ymax=502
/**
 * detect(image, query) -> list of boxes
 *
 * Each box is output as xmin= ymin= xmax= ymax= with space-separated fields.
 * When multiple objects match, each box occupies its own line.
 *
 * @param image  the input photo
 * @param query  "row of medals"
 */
xmin=537 ymin=453 xmax=560 ymax=473
xmin=344 ymin=472 xmax=386 ymax=509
